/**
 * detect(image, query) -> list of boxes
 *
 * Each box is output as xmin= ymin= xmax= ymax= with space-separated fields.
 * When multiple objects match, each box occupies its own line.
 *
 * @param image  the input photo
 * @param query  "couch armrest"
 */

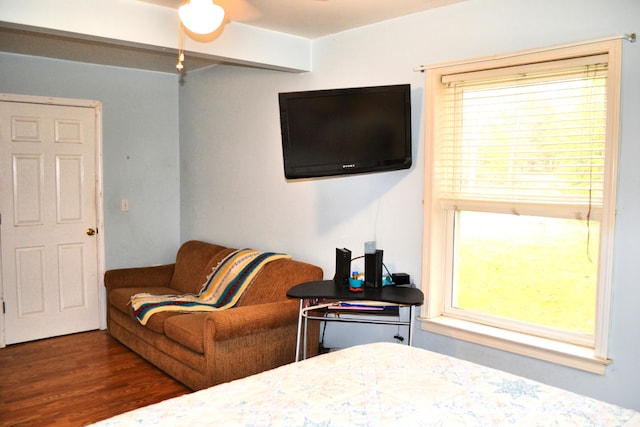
xmin=205 ymin=299 xmax=300 ymax=341
xmin=104 ymin=264 xmax=175 ymax=290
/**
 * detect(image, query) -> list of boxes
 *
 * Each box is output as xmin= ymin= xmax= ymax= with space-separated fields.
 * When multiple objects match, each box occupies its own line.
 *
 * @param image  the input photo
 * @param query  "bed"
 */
xmin=90 ymin=342 xmax=640 ymax=426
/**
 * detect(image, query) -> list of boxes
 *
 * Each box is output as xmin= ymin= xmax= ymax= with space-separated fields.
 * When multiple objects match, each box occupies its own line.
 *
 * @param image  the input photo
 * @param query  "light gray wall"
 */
xmin=179 ymin=0 xmax=640 ymax=410
xmin=0 ymin=53 xmax=182 ymax=269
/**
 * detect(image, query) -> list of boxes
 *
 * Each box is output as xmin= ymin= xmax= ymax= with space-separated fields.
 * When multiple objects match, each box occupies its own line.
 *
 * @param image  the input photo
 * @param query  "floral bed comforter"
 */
xmin=90 ymin=342 xmax=640 ymax=426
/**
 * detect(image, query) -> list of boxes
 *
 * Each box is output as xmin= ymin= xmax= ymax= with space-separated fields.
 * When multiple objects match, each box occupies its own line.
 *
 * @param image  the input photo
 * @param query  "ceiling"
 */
xmin=140 ymin=0 xmax=464 ymax=39
xmin=0 ymin=0 xmax=464 ymax=73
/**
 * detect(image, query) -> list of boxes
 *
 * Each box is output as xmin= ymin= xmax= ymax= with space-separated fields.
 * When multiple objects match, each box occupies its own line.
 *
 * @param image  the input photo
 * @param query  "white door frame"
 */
xmin=0 ymin=93 xmax=106 ymax=347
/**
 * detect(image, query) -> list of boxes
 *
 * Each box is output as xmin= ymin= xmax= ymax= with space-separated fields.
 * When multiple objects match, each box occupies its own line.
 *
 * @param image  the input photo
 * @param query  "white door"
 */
xmin=0 ymin=98 xmax=102 ymax=345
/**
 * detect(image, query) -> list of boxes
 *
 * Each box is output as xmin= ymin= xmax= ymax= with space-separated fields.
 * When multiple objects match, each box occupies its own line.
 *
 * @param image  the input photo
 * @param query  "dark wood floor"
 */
xmin=0 ymin=330 xmax=190 ymax=426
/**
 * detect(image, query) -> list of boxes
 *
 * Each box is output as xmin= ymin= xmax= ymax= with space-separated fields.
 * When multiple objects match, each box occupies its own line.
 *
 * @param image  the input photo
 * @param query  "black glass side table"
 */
xmin=287 ymin=280 xmax=424 ymax=361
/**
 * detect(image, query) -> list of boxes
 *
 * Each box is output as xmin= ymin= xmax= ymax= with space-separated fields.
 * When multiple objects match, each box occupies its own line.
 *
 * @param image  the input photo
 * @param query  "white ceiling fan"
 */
xmin=140 ymin=0 xmax=262 ymax=30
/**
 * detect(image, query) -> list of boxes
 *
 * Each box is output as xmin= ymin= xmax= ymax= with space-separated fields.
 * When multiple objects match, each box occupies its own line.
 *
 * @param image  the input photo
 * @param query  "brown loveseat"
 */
xmin=105 ymin=240 xmax=322 ymax=390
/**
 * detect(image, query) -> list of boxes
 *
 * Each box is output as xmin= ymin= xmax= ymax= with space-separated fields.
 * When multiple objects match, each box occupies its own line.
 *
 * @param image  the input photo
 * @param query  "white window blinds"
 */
xmin=436 ymin=54 xmax=609 ymax=220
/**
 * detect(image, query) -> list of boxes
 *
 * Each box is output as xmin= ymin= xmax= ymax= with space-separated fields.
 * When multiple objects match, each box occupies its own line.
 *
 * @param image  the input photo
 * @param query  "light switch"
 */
xmin=121 ymin=199 xmax=129 ymax=212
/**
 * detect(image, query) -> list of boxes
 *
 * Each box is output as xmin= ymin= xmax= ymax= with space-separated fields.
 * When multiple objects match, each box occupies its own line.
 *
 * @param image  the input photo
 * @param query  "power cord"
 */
xmin=394 ymin=325 xmax=404 ymax=343
xmin=350 ymin=255 xmax=395 ymax=284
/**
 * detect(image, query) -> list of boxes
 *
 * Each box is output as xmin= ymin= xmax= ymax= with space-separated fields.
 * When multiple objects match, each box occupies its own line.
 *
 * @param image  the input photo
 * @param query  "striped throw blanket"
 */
xmin=130 ymin=248 xmax=291 ymax=325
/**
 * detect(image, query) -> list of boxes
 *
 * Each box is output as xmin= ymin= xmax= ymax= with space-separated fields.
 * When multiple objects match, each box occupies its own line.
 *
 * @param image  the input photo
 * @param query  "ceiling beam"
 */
xmin=0 ymin=0 xmax=311 ymax=72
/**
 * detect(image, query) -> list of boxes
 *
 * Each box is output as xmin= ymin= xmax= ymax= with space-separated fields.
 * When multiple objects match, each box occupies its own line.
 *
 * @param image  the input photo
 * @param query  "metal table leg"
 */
xmin=408 ymin=305 xmax=415 ymax=346
xmin=295 ymin=299 xmax=303 ymax=362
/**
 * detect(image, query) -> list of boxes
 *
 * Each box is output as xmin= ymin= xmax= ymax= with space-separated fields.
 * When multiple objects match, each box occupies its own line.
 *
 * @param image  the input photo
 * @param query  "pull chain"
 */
xmin=177 ymin=18 xmax=185 ymax=72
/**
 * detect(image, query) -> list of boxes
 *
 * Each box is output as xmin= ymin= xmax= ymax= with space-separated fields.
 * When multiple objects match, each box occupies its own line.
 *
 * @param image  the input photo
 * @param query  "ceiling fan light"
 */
xmin=179 ymin=0 xmax=225 ymax=35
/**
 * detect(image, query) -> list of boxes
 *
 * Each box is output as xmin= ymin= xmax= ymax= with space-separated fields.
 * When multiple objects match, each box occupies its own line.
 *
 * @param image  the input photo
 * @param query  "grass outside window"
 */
xmin=453 ymin=211 xmax=598 ymax=336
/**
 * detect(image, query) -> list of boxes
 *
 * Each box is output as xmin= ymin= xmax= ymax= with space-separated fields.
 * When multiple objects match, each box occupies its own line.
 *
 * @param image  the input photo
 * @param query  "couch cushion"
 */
xmin=169 ymin=241 xmax=234 ymax=294
xmin=109 ymin=286 xmax=181 ymax=334
xmin=164 ymin=313 xmax=207 ymax=354
xmin=239 ymin=258 xmax=323 ymax=306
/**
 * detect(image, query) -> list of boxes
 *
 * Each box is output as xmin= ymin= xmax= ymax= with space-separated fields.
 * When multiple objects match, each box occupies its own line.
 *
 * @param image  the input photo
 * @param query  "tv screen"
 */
xmin=278 ymin=84 xmax=412 ymax=179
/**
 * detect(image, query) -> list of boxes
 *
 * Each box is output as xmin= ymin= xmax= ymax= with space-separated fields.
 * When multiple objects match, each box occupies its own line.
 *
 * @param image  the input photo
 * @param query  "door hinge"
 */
xmin=2 ymin=302 xmax=5 ymax=314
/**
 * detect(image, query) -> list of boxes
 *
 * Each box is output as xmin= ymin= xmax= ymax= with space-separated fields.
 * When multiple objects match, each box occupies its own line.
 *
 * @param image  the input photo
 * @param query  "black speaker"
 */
xmin=333 ymin=248 xmax=351 ymax=287
xmin=365 ymin=249 xmax=383 ymax=288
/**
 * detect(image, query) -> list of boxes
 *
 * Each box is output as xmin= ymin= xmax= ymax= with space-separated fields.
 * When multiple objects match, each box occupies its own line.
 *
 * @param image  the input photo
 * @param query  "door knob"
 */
xmin=86 ymin=228 xmax=96 ymax=236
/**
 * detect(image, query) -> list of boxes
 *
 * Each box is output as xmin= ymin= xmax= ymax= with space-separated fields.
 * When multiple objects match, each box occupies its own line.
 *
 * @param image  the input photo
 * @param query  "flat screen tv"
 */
xmin=278 ymin=84 xmax=412 ymax=179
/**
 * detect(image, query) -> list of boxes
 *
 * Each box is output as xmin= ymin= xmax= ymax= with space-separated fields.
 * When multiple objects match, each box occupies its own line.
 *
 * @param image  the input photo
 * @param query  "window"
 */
xmin=421 ymin=39 xmax=622 ymax=373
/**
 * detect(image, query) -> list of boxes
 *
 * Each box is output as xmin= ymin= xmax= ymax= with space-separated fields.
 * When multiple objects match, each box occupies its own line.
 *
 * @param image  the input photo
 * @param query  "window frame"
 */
xmin=420 ymin=39 xmax=622 ymax=374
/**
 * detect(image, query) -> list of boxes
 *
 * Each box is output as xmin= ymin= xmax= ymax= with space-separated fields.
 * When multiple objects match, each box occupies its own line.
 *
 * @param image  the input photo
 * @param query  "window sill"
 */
xmin=419 ymin=315 xmax=610 ymax=374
